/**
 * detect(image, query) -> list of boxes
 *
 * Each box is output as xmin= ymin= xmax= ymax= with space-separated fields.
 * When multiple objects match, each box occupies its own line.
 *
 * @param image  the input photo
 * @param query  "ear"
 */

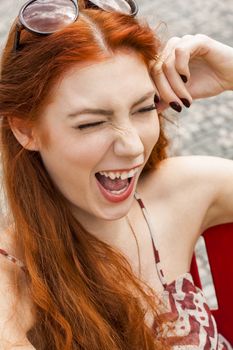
xmin=8 ymin=117 xmax=40 ymax=151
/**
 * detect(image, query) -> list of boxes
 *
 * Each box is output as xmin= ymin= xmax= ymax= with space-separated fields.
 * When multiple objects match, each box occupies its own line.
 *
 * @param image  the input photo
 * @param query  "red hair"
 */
xmin=0 ymin=7 xmax=169 ymax=350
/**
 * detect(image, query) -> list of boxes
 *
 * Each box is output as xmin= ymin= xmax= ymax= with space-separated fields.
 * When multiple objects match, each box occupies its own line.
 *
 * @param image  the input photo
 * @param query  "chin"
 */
xmin=96 ymin=200 xmax=134 ymax=221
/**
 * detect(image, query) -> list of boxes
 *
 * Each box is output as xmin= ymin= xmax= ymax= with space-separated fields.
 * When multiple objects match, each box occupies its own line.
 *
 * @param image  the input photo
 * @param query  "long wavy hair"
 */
xmin=0 ymin=4 xmax=170 ymax=350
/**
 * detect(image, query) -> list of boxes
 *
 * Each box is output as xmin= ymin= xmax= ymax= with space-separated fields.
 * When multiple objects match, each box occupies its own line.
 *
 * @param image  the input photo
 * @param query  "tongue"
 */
xmin=96 ymin=173 xmax=128 ymax=191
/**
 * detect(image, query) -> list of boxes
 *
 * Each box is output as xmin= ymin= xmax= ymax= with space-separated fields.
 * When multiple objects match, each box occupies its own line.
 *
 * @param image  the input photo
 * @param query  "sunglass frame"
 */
xmin=13 ymin=0 xmax=138 ymax=52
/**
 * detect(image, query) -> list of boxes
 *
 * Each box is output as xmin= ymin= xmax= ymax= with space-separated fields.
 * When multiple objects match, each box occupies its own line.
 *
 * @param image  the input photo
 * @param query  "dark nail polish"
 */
xmin=154 ymin=94 xmax=160 ymax=103
xmin=180 ymin=74 xmax=188 ymax=83
xmin=180 ymin=98 xmax=190 ymax=108
xmin=169 ymin=102 xmax=182 ymax=113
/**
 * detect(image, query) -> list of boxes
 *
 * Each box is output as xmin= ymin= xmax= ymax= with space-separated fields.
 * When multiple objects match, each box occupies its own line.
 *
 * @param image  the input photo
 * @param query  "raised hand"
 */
xmin=151 ymin=34 xmax=233 ymax=111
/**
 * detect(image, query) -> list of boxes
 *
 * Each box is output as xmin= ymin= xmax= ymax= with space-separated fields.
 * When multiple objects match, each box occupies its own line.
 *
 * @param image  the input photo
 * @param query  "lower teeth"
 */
xmin=109 ymin=185 xmax=129 ymax=195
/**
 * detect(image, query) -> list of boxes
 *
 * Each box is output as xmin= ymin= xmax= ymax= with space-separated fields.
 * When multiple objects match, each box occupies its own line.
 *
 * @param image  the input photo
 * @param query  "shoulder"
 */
xmin=140 ymin=154 xmax=233 ymax=197
xmin=0 ymin=225 xmax=25 ymax=271
xmin=139 ymin=155 xmax=214 ymax=200
xmin=0 ymin=225 xmax=18 ymax=268
xmin=0 ymin=227 xmax=35 ymax=347
xmin=139 ymin=155 xmax=233 ymax=231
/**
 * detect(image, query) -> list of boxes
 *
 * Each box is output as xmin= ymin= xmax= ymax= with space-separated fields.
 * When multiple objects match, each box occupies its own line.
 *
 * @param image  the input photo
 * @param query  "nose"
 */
xmin=113 ymin=123 xmax=144 ymax=158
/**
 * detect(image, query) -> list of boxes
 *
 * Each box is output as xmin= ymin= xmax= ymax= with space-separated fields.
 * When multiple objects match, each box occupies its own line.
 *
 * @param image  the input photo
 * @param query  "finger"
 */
xmin=149 ymin=37 xmax=181 ymax=73
xmin=175 ymin=48 xmax=191 ymax=82
xmin=153 ymin=68 xmax=184 ymax=112
xmin=162 ymin=52 xmax=193 ymax=107
xmin=174 ymin=34 xmax=211 ymax=80
xmin=152 ymin=52 xmax=193 ymax=111
xmin=151 ymin=37 xmax=192 ymax=110
xmin=159 ymin=36 xmax=181 ymax=62
xmin=156 ymin=100 xmax=169 ymax=113
xmin=172 ymin=34 xmax=194 ymax=81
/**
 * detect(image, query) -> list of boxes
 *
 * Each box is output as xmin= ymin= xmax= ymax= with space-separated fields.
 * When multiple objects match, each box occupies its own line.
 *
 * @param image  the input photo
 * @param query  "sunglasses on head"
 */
xmin=13 ymin=0 xmax=138 ymax=52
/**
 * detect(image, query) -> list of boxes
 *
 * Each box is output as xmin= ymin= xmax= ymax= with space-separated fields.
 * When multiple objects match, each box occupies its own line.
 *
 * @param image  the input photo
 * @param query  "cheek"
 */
xmin=40 ymin=128 xmax=113 ymax=177
xmin=39 ymin=131 xmax=114 ymax=210
xmin=65 ymin=132 xmax=113 ymax=167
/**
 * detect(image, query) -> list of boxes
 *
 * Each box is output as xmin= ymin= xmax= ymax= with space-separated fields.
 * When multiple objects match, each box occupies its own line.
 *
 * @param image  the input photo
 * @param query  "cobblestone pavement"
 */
xmin=0 ymin=0 xmax=233 ymax=159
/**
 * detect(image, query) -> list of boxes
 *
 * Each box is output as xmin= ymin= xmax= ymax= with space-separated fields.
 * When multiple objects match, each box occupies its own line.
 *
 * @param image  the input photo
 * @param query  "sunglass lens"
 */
xmin=88 ymin=0 xmax=133 ymax=15
xmin=23 ymin=0 xmax=77 ymax=33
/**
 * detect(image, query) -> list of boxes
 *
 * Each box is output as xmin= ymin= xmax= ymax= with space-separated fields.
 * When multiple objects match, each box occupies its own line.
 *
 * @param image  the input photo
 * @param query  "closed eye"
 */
xmin=74 ymin=104 xmax=157 ymax=130
xmin=74 ymin=121 xmax=105 ymax=130
xmin=137 ymin=104 xmax=157 ymax=113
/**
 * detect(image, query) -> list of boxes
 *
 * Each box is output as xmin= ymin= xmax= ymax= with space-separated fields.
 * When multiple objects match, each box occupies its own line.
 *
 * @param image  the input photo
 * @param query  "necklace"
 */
xmin=126 ymin=215 xmax=142 ymax=278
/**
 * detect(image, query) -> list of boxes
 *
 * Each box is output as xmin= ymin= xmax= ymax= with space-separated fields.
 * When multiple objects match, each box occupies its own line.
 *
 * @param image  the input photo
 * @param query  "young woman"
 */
xmin=0 ymin=0 xmax=233 ymax=349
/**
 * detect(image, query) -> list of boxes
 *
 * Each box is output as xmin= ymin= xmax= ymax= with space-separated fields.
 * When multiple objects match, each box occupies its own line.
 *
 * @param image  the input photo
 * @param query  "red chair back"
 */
xmin=190 ymin=223 xmax=233 ymax=344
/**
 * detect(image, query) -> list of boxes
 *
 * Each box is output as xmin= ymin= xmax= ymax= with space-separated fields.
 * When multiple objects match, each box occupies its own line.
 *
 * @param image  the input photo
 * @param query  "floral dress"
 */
xmin=135 ymin=192 xmax=232 ymax=350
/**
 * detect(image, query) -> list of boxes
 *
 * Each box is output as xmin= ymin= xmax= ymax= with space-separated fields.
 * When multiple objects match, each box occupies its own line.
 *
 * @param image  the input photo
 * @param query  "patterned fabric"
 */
xmin=0 ymin=248 xmax=27 ymax=273
xmin=135 ymin=192 xmax=232 ymax=350
xmin=155 ymin=273 xmax=231 ymax=349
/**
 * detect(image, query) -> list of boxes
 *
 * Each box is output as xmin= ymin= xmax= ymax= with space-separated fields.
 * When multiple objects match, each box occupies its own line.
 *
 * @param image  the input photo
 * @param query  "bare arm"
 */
xmin=150 ymin=35 xmax=233 ymax=231
xmin=154 ymin=155 xmax=233 ymax=233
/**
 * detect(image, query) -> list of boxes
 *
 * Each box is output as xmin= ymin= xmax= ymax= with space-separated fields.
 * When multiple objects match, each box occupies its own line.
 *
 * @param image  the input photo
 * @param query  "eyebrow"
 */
xmin=67 ymin=90 xmax=156 ymax=118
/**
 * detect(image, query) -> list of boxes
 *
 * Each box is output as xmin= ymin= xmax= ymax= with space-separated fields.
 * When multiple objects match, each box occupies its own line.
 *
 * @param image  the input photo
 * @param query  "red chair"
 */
xmin=190 ymin=223 xmax=233 ymax=344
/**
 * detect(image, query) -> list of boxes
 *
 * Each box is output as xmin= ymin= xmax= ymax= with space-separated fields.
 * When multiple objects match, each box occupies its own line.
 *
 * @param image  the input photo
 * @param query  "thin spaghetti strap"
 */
xmin=0 ymin=248 xmax=27 ymax=273
xmin=134 ymin=192 xmax=167 ymax=288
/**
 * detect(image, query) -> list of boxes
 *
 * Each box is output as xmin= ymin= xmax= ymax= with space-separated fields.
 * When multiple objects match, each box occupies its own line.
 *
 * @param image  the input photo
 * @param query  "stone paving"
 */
xmin=0 ymin=0 xmax=233 ymax=159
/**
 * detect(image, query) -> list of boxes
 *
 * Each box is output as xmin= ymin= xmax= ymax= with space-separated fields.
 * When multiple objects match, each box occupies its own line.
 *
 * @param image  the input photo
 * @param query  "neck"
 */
xmin=71 ymin=195 xmax=139 ymax=246
xmin=71 ymin=201 xmax=142 ymax=276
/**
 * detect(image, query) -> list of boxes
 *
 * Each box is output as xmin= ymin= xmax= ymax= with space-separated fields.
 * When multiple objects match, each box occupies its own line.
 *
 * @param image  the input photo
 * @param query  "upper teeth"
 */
xmin=99 ymin=167 xmax=139 ymax=180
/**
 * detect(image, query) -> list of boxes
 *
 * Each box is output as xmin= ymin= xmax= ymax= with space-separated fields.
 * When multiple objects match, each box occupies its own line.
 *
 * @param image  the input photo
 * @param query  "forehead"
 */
xmin=50 ymin=52 xmax=155 ymax=110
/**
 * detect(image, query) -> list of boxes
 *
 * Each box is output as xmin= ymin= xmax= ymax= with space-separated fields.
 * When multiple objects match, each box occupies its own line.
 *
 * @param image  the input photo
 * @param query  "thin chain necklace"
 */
xmin=126 ymin=215 xmax=142 ymax=278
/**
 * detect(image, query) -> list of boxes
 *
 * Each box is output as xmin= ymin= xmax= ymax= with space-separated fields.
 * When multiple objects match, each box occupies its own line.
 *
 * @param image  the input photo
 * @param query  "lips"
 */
xmin=94 ymin=164 xmax=142 ymax=202
xmin=95 ymin=173 xmax=136 ymax=203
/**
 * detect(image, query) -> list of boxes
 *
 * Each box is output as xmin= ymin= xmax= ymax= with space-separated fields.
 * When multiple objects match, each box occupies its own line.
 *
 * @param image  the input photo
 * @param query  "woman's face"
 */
xmin=36 ymin=52 xmax=160 ymax=222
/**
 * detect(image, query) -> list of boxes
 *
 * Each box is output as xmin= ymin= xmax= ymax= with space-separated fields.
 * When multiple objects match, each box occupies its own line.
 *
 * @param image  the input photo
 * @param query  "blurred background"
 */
xmin=0 ymin=0 xmax=233 ymax=159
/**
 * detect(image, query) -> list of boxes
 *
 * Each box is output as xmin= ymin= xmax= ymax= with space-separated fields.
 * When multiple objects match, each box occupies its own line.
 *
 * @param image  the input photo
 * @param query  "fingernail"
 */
xmin=180 ymin=98 xmax=190 ymax=108
xmin=180 ymin=74 xmax=188 ymax=83
xmin=169 ymin=102 xmax=182 ymax=113
xmin=154 ymin=94 xmax=160 ymax=103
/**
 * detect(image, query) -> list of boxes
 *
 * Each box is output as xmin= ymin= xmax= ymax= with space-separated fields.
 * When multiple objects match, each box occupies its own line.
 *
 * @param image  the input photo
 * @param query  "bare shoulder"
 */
xmin=139 ymin=155 xmax=214 ymax=200
xmin=139 ymin=155 xmax=233 ymax=231
xmin=0 ymin=226 xmax=36 ymax=348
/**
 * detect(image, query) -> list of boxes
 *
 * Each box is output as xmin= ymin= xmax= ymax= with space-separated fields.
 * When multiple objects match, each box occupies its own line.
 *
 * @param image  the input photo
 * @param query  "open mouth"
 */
xmin=95 ymin=172 xmax=132 ymax=195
